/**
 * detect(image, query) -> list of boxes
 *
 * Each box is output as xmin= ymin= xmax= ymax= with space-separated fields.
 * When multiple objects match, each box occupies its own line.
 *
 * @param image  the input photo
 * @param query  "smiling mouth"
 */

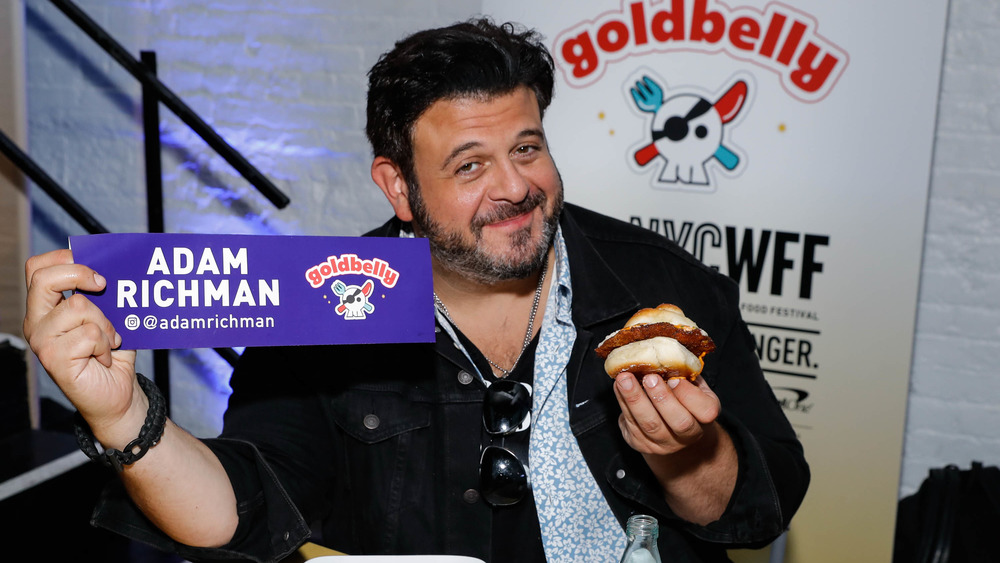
xmin=487 ymin=208 xmax=534 ymax=228
xmin=474 ymin=191 xmax=546 ymax=234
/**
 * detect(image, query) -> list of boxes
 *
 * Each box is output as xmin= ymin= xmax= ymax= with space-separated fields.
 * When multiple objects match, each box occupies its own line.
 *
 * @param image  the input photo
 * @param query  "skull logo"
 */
xmin=630 ymin=75 xmax=748 ymax=186
xmin=332 ymin=279 xmax=375 ymax=320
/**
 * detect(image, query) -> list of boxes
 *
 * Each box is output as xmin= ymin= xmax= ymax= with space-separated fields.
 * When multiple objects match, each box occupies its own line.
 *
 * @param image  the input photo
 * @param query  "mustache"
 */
xmin=472 ymin=190 xmax=547 ymax=232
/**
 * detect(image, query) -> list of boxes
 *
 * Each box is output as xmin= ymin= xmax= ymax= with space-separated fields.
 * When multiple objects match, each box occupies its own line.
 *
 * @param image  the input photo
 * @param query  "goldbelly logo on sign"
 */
xmin=304 ymin=253 xmax=401 ymax=321
xmin=553 ymin=0 xmax=848 ymax=191
xmin=553 ymin=0 xmax=848 ymax=102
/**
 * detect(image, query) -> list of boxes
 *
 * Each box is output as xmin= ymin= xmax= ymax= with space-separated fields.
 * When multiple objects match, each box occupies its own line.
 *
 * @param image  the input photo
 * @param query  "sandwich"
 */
xmin=595 ymin=303 xmax=715 ymax=382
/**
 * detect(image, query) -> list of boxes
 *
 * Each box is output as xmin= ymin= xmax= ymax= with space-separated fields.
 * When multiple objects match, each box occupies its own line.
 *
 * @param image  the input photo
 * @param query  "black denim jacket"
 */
xmin=92 ymin=204 xmax=809 ymax=562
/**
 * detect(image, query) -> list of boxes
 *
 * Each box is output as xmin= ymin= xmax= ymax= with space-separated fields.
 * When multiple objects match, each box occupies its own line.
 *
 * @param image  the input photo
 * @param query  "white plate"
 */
xmin=308 ymin=557 xmax=485 ymax=562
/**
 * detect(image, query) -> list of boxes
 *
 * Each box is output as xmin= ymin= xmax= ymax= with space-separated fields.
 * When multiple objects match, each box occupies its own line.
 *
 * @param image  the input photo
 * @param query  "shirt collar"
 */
xmin=551 ymin=225 xmax=574 ymax=326
xmin=407 ymin=226 xmax=572 ymax=385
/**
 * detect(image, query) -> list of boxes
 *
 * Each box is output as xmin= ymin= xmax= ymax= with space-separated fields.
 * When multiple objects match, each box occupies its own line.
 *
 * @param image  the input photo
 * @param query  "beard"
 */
xmin=408 ymin=180 xmax=563 ymax=285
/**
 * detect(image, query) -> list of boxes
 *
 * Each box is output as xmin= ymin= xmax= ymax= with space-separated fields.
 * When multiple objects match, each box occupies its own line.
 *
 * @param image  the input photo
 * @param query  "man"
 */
xmin=23 ymin=18 xmax=808 ymax=562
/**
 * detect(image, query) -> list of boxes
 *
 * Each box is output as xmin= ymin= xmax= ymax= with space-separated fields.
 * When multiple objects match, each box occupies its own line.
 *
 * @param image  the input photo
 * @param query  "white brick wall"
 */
xmin=900 ymin=0 xmax=1000 ymax=495
xmin=22 ymin=0 xmax=998 ymax=498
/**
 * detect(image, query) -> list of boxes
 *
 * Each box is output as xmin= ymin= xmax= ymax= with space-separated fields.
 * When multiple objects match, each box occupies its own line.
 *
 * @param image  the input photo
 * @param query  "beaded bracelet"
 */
xmin=73 ymin=373 xmax=166 ymax=473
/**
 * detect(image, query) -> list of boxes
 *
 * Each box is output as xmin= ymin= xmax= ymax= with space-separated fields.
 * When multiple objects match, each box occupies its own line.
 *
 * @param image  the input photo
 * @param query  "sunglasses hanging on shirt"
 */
xmin=480 ymin=379 xmax=532 ymax=506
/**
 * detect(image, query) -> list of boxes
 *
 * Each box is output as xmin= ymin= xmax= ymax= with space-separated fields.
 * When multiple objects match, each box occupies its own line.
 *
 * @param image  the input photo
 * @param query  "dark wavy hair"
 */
xmin=365 ymin=18 xmax=555 ymax=186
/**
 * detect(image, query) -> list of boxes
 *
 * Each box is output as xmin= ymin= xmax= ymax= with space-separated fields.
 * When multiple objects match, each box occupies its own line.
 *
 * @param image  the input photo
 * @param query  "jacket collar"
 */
xmin=558 ymin=204 xmax=640 ymax=329
xmin=367 ymin=203 xmax=640 ymax=329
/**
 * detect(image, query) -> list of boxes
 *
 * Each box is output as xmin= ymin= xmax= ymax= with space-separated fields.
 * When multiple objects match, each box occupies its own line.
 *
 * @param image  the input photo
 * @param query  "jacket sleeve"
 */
xmin=91 ymin=345 xmax=331 ymax=563
xmin=90 ymin=438 xmax=310 ymax=563
xmin=607 ymin=311 xmax=809 ymax=549
xmin=684 ymin=309 xmax=810 ymax=547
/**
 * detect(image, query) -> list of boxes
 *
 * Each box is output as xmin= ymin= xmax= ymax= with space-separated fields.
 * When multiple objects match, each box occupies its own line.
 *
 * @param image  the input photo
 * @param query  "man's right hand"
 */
xmin=23 ymin=249 xmax=142 ymax=443
xmin=24 ymin=249 xmax=241 ymax=547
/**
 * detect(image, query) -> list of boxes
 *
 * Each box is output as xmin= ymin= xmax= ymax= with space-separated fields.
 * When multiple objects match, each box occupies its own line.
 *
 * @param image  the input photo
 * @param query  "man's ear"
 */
xmin=371 ymin=156 xmax=413 ymax=222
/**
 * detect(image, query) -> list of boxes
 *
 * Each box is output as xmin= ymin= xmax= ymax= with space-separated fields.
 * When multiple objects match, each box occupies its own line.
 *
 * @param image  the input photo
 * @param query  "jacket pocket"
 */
xmin=330 ymin=388 xmax=431 ymax=443
xmin=326 ymin=389 xmax=433 ymax=553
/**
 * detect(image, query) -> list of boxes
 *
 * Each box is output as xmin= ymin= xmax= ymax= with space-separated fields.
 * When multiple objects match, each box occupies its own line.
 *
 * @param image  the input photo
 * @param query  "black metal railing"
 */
xmin=0 ymin=132 xmax=109 ymax=235
xmin=0 ymin=0 xmax=284 ymax=399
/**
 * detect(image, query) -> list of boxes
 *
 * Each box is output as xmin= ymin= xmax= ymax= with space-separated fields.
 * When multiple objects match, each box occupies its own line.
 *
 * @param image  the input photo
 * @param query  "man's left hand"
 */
xmin=613 ymin=372 xmax=721 ymax=456
xmin=613 ymin=371 xmax=737 ymax=524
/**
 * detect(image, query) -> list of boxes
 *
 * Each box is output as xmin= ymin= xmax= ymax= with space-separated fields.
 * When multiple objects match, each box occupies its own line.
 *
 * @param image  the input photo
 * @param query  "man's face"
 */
xmin=407 ymin=87 xmax=564 ymax=284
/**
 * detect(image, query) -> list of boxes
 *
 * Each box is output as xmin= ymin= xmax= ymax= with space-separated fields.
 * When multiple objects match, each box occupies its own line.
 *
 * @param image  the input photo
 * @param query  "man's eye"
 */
xmin=457 ymin=162 xmax=480 ymax=174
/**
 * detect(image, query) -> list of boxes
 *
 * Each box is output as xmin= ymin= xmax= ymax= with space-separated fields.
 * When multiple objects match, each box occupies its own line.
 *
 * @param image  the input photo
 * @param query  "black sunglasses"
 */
xmin=480 ymin=379 xmax=532 ymax=506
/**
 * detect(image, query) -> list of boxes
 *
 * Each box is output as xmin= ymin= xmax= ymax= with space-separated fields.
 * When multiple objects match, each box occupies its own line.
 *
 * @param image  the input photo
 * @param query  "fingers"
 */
xmin=37 ymin=321 xmax=114 ymax=374
xmin=672 ymin=375 xmax=722 ymax=424
xmin=31 ymin=293 xmax=121 ymax=368
xmin=614 ymin=372 xmax=722 ymax=455
xmin=24 ymin=250 xmax=121 ymax=382
xmin=26 ymin=260 xmax=107 ymax=300
xmin=615 ymin=373 xmax=699 ymax=448
xmin=24 ymin=250 xmax=110 ymax=343
xmin=25 ymin=248 xmax=74 ymax=288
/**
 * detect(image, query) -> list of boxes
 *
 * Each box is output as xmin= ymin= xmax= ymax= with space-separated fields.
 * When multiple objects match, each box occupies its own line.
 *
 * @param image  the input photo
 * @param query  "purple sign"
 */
xmin=69 ymin=233 xmax=434 ymax=350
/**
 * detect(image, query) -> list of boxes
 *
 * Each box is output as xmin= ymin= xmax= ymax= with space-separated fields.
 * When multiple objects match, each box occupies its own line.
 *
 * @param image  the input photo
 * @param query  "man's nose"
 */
xmin=488 ymin=159 xmax=530 ymax=203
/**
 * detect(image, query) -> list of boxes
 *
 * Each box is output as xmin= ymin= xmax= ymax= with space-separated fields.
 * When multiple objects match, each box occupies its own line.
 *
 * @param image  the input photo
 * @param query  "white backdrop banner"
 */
xmin=482 ymin=1 xmax=949 ymax=561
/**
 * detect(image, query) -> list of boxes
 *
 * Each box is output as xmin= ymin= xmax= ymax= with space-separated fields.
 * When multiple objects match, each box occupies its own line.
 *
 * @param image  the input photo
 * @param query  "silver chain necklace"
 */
xmin=433 ymin=264 xmax=548 ymax=378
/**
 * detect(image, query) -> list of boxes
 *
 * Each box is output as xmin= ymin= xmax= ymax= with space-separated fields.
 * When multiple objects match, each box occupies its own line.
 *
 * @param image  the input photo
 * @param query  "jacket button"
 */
xmin=462 ymin=489 xmax=480 ymax=504
xmin=363 ymin=414 xmax=380 ymax=430
xmin=457 ymin=370 xmax=473 ymax=385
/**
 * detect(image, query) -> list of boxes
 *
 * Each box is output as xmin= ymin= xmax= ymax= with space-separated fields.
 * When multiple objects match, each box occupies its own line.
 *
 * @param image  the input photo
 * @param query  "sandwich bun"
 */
xmin=595 ymin=303 xmax=715 ymax=382
xmin=603 ymin=336 xmax=705 ymax=381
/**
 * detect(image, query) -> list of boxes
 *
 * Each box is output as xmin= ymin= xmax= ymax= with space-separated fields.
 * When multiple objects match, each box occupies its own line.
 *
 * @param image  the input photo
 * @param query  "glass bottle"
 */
xmin=619 ymin=514 xmax=662 ymax=563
